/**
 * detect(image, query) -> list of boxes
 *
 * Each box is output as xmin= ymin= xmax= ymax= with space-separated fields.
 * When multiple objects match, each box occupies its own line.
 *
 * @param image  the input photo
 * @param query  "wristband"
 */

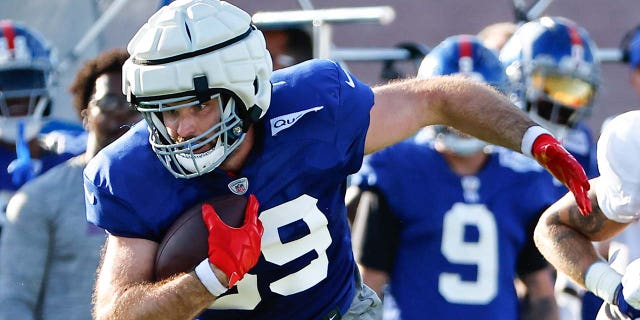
xmin=521 ymin=125 xmax=552 ymax=157
xmin=195 ymin=259 xmax=228 ymax=297
xmin=585 ymin=261 xmax=622 ymax=304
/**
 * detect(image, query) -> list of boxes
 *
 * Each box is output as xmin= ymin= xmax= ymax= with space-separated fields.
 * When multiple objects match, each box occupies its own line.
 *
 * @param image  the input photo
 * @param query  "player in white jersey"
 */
xmin=535 ymin=110 xmax=640 ymax=320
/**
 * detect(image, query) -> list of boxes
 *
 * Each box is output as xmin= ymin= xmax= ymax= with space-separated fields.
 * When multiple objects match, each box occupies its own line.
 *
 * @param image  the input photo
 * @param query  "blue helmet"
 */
xmin=418 ymin=34 xmax=510 ymax=94
xmin=418 ymin=34 xmax=509 ymax=156
xmin=0 ymin=20 xmax=57 ymax=143
xmin=499 ymin=16 xmax=600 ymax=135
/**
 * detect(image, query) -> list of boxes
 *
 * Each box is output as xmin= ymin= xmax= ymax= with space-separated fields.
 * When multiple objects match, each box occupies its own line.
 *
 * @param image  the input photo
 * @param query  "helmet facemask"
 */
xmin=524 ymin=67 xmax=597 ymax=138
xmin=136 ymin=85 xmax=246 ymax=179
xmin=0 ymin=68 xmax=52 ymax=143
xmin=417 ymin=34 xmax=505 ymax=156
xmin=433 ymin=125 xmax=487 ymax=156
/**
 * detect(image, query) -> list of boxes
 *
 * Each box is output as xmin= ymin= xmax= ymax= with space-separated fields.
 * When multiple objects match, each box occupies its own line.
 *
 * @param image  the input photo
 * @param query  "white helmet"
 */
xmin=123 ymin=0 xmax=273 ymax=178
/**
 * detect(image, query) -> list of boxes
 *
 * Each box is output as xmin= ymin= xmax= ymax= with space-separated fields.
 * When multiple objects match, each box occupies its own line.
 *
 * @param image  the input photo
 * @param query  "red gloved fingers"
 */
xmin=532 ymin=134 xmax=592 ymax=216
xmin=202 ymin=194 xmax=263 ymax=288
xmin=243 ymin=194 xmax=263 ymax=233
xmin=567 ymin=177 xmax=592 ymax=216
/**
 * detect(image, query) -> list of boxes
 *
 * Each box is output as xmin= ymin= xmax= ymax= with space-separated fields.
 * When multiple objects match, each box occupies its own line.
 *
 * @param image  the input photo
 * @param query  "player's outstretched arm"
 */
xmin=368 ymin=75 xmax=591 ymax=215
xmin=93 ymin=236 xmax=217 ymax=320
xmin=367 ymin=76 xmax=529 ymax=154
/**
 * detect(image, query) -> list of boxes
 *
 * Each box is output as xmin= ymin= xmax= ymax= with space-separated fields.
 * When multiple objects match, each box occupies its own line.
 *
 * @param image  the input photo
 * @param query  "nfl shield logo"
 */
xmin=228 ymin=177 xmax=249 ymax=195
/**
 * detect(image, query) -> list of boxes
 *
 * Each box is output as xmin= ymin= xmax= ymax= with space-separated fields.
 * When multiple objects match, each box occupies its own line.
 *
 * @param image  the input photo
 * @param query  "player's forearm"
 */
xmin=94 ymin=272 xmax=216 ymax=320
xmin=426 ymin=76 xmax=533 ymax=152
xmin=534 ymin=197 xmax=603 ymax=286
xmin=369 ymin=76 xmax=534 ymax=154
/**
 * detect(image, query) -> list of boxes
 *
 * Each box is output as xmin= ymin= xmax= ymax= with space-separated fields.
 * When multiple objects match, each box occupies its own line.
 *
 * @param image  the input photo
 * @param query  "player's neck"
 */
xmin=219 ymin=125 xmax=255 ymax=174
xmin=442 ymin=152 xmax=489 ymax=176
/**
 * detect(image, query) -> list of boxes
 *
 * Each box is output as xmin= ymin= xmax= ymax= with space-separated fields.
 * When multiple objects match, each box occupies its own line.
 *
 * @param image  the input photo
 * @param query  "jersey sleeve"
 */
xmin=319 ymin=60 xmax=374 ymax=175
xmin=84 ymin=173 xmax=151 ymax=239
xmin=82 ymin=124 xmax=171 ymax=241
xmin=350 ymin=144 xmax=400 ymax=188
xmin=270 ymin=60 xmax=374 ymax=176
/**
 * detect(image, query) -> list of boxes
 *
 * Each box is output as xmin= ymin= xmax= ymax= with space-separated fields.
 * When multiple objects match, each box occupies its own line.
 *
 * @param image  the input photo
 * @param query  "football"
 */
xmin=154 ymin=193 xmax=248 ymax=281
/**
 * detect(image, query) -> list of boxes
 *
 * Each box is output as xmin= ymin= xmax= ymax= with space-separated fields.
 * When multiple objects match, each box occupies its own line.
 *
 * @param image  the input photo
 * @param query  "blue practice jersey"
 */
xmin=84 ymin=59 xmax=374 ymax=320
xmin=352 ymin=134 xmax=557 ymax=320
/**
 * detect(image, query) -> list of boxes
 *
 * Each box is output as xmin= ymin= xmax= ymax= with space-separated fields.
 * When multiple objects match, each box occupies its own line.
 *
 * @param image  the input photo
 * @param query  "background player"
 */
xmin=0 ymin=48 xmax=140 ymax=320
xmin=534 ymin=110 xmax=640 ymax=320
xmin=500 ymin=18 xmax=604 ymax=318
xmin=0 ymin=20 xmax=85 ymax=235
xmin=499 ymin=16 xmax=600 ymax=193
xmin=350 ymin=35 xmax=559 ymax=320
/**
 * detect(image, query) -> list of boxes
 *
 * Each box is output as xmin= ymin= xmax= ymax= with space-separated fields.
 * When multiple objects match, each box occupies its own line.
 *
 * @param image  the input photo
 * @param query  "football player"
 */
xmin=534 ymin=110 xmax=640 ymax=320
xmin=500 ymin=16 xmax=601 ymax=199
xmin=500 ymin=16 xmax=603 ymax=319
xmin=84 ymin=1 xmax=590 ymax=319
xmin=350 ymin=35 xmax=559 ymax=320
xmin=0 ymin=48 xmax=140 ymax=319
xmin=0 ymin=20 xmax=85 ymax=235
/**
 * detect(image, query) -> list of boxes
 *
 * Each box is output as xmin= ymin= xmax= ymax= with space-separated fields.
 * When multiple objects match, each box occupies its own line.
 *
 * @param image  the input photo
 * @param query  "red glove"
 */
xmin=532 ymin=134 xmax=592 ymax=216
xmin=202 ymin=194 xmax=263 ymax=288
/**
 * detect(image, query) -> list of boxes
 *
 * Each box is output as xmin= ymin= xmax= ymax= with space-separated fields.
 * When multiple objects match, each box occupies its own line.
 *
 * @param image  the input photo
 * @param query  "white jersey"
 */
xmin=595 ymin=110 xmax=640 ymax=223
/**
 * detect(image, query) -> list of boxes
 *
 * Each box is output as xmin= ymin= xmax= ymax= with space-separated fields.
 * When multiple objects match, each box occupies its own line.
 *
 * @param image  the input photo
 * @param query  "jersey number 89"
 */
xmin=211 ymin=194 xmax=332 ymax=310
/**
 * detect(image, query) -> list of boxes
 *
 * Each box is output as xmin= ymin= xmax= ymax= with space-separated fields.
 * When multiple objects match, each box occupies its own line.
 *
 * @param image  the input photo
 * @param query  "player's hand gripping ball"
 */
xmin=154 ymin=194 xmax=263 ymax=287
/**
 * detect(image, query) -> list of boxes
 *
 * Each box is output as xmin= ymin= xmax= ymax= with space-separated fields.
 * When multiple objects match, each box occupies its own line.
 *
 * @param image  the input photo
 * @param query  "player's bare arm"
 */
xmin=369 ymin=75 xmax=592 ymax=215
xmin=93 ymin=235 xmax=219 ymax=320
xmin=367 ymin=75 xmax=529 ymax=155
xmin=534 ymin=178 xmax=629 ymax=287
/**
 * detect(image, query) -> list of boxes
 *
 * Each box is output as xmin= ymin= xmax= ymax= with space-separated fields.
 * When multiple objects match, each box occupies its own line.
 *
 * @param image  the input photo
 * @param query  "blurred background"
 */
xmin=2 ymin=0 xmax=638 ymax=134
